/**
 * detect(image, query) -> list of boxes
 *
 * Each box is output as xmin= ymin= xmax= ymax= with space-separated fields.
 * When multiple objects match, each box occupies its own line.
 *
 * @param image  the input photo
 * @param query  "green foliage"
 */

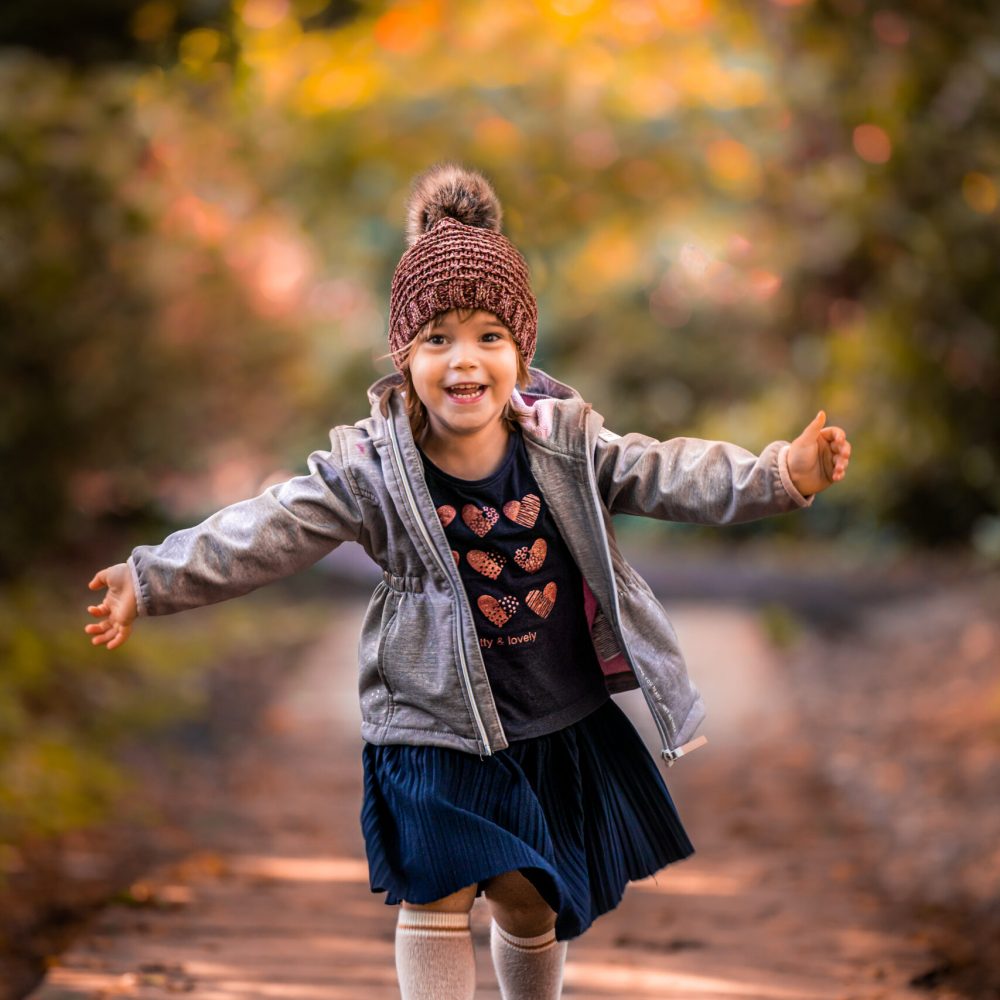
xmin=0 ymin=579 xmax=330 ymax=845
xmin=2 ymin=0 xmax=998 ymax=581
xmin=764 ymin=1 xmax=1000 ymax=549
xmin=0 ymin=52 xmax=366 ymax=578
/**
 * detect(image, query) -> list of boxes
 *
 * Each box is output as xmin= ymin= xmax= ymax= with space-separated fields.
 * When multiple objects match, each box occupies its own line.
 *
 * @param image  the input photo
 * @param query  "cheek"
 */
xmin=496 ymin=348 xmax=520 ymax=383
xmin=406 ymin=351 xmax=435 ymax=395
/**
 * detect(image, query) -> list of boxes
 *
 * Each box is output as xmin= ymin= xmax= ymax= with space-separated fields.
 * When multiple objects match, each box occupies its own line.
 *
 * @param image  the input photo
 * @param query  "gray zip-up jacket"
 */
xmin=128 ymin=367 xmax=814 ymax=763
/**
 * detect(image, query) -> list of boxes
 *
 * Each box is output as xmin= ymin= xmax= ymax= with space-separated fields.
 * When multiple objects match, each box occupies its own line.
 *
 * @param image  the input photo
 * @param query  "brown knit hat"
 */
xmin=388 ymin=163 xmax=537 ymax=369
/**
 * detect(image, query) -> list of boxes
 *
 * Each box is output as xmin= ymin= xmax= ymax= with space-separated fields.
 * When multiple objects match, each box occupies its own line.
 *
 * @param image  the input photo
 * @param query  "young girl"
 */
xmin=85 ymin=162 xmax=851 ymax=1000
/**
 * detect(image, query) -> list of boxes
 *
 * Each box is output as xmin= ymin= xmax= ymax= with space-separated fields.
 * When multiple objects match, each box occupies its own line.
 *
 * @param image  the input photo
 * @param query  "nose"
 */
xmin=448 ymin=344 xmax=479 ymax=371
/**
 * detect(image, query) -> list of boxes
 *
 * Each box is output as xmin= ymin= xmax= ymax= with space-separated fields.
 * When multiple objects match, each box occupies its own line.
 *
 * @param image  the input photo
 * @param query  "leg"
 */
xmin=481 ymin=869 xmax=556 ymax=936
xmin=482 ymin=870 xmax=566 ymax=1000
xmin=395 ymin=883 xmax=478 ymax=1000
xmin=401 ymin=882 xmax=479 ymax=914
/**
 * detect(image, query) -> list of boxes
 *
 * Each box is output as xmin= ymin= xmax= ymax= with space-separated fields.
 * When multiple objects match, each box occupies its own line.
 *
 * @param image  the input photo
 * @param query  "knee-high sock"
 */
xmin=490 ymin=919 xmax=567 ymax=1000
xmin=394 ymin=907 xmax=476 ymax=1000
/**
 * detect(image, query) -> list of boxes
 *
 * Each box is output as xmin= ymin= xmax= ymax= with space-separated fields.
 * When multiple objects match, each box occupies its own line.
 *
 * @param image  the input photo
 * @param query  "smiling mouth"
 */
xmin=445 ymin=384 xmax=487 ymax=400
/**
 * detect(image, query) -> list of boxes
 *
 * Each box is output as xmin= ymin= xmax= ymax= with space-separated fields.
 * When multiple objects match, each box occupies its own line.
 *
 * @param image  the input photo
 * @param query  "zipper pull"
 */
xmin=661 ymin=734 xmax=708 ymax=766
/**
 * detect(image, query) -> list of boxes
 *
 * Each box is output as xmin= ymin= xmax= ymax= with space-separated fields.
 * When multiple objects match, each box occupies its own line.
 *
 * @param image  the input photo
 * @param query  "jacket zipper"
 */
xmin=385 ymin=409 xmax=495 ymax=756
xmin=581 ymin=416 xmax=686 ymax=762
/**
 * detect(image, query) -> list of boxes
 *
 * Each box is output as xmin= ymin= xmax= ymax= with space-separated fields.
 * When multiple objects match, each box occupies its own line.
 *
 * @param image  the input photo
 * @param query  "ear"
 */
xmin=515 ymin=348 xmax=530 ymax=387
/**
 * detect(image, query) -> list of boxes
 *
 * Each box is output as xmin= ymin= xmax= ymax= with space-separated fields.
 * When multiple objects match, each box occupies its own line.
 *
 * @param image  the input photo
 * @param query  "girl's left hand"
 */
xmin=787 ymin=410 xmax=852 ymax=497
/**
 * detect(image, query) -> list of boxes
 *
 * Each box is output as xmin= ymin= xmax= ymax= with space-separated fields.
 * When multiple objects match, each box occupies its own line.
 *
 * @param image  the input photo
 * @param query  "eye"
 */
xmin=426 ymin=333 xmax=447 ymax=345
xmin=482 ymin=332 xmax=505 ymax=342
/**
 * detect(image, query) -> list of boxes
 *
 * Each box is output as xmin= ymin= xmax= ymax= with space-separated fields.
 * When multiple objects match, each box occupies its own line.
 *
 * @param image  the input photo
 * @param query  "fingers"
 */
xmin=812 ymin=426 xmax=851 ymax=483
xmin=801 ymin=410 xmax=826 ymax=437
xmin=85 ymin=567 xmax=132 ymax=648
xmin=106 ymin=624 xmax=131 ymax=650
xmin=86 ymin=619 xmax=130 ymax=648
xmin=828 ymin=437 xmax=851 ymax=480
xmin=818 ymin=426 xmax=852 ymax=480
xmin=88 ymin=621 xmax=114 ymax=645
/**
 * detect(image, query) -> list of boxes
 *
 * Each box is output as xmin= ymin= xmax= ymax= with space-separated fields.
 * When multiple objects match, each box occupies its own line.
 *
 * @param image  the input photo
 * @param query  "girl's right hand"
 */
xmin=85 ymin=563 xmax=138 ymax=650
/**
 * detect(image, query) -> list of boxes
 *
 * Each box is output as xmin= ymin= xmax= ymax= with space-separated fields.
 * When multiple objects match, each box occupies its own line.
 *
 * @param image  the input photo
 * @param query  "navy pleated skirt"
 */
xmin=360 ymin=697 xmax=695 ymax=941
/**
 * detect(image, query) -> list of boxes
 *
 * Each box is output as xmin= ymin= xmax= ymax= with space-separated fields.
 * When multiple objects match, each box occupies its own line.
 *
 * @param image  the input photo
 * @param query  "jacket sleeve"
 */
xmin=592 ymin=425 xmax=815 ymax=525
xmin=127 ymin=428 xmax=365 ymax=617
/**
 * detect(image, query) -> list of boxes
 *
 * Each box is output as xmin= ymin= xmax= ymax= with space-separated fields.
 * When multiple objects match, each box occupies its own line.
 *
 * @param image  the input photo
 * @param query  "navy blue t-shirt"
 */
xmin=420 ymin=427 xmax=609 ymax=740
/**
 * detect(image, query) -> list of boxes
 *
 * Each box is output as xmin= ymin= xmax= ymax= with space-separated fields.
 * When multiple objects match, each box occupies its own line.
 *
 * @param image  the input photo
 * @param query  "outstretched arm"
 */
xmin=125 ymin=455 xmax=364 ymax=618
xmin=83 ymin=431 xmax=366 ymax=645
xmin=593 ymin=426 xmax=815 ymax=526
xmin=592 ymin=407 xmax=851 ymax=525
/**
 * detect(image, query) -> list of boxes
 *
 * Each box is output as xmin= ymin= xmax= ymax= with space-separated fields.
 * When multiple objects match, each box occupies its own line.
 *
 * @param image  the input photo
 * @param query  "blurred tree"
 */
xmin=0 ymin=54 xmax=367 ymax=579
xmin=2 ymin=0 xmax=998 ymax=581
xmin=763 ymin=0 xmax=1000 ymax=548
xmin=0 ymin=0 xmax=360 ymax=66
xmin=0 ymin=0 xmax=228 ymax=66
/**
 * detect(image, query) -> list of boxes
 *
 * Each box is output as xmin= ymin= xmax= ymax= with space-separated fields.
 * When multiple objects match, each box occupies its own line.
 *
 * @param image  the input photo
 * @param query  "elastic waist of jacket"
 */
xmin=382 ymin=570 xmax=424 ymax=593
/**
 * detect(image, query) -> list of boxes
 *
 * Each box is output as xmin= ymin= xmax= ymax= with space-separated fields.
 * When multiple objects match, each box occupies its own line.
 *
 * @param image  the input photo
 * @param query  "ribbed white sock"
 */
xmin=394 ymin=907 xmax=476 ymax=1000
xmin=490 ymin=919 xmax=568 ymax=1000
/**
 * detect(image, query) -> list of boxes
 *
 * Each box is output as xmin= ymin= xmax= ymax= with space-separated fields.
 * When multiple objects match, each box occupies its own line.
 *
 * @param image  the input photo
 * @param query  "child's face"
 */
xmin=408 ymin=309 xmax=520 ymax=445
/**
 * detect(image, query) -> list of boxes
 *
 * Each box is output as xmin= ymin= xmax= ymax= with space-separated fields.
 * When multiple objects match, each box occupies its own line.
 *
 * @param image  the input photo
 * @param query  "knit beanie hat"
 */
xmin=387 ymin=162 xmax=537 ymax=369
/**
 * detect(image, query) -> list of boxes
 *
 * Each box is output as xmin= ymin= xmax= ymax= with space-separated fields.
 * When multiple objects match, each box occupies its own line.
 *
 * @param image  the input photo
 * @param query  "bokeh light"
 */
xmin=852 ymin=123 xmax=892 ymax=164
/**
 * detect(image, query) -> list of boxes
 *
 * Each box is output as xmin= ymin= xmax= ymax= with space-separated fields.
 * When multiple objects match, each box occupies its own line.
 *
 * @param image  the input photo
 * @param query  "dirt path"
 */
xmin=30 ymin=597 xmax=934 ymax=999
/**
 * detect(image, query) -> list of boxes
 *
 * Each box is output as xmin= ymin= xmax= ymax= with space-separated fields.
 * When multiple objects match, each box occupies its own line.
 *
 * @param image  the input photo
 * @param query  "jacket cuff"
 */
xmin=777 ymin=443 xmax=815 ymax=508
xmin=126 ymin=554 xmax=149 ymax=618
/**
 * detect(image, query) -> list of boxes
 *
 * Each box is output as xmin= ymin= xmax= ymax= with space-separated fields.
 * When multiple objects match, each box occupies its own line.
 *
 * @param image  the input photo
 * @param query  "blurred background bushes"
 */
xmin=0 ymin=573 xmax=331 ymax=853
xmin=1 ymin=0 xmax=998 ymax=583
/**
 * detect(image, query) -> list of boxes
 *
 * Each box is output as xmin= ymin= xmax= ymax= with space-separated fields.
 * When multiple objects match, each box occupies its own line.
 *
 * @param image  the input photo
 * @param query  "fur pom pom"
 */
xmin=404 ymin=162 xmax=503 ymax=247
